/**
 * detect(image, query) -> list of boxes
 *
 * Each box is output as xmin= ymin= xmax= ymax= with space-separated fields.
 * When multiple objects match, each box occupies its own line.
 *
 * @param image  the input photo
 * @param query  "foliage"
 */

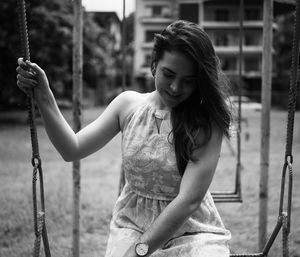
xmin=274 ymin=12 xmax=294 ymax=78
xmin=0 ymin=1 xmax=25 ymax=108
xmin=273 ymin=12 xmax=300 ymax=109
xmin=0 ymin=0 xmax=116 ymax=109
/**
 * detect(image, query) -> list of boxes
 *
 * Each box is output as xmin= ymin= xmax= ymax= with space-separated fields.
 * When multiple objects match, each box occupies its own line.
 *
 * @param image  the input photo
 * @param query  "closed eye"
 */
xmin=163 ymin=71 xmax=174 ymax=79
xmin=182 ymin=77 xmax=196 ymax=85
xmin=183 ymin=78 xmax=194 ymax=83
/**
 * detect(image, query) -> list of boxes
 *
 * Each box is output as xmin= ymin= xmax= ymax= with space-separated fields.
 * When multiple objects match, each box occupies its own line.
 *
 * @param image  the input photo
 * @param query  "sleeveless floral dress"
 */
xmin=105 ymin=98 xmax=231 ymax=257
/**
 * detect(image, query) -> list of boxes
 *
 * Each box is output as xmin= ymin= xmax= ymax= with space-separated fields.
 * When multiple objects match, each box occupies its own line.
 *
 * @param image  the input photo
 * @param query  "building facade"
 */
xmin=133 ymin=0 xmax=294 ymax=90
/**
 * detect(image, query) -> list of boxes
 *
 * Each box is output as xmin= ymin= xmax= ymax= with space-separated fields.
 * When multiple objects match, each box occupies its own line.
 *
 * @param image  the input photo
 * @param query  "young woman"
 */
xmin=16 ymin=20 xmax=232 ymax=257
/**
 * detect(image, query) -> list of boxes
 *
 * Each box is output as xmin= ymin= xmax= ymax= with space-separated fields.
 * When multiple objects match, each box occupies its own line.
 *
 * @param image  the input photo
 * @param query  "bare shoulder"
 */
xmin=115 ymin=90 xmax=148 ymax=110
xmin=117 ymin=90 xmax=146 ymax=103
xmin=191 ymin=123 xmax=224 ymax=160
xmin=112 ymin=90 xmax=149 ymax=130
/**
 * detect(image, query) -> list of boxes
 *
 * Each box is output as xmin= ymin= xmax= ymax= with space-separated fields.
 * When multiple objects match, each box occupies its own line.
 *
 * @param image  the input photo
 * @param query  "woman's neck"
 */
xmin=148 ymin=91 xmax=170 ymax=111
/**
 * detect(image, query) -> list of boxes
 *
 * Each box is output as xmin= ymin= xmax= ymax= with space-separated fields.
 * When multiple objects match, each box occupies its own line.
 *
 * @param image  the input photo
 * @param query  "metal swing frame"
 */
xmin=211 ymin=0 xmax=245 ymax=203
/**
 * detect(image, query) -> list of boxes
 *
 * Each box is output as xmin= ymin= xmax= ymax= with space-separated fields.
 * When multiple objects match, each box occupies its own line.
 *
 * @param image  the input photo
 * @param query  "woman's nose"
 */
xmin=170 ymin=80 xmax=180 ymax=93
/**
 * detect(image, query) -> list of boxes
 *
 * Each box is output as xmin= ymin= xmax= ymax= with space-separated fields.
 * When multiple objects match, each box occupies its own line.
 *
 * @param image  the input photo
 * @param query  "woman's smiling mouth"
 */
xmin=165 ymin=90 xmax=181 ymax=99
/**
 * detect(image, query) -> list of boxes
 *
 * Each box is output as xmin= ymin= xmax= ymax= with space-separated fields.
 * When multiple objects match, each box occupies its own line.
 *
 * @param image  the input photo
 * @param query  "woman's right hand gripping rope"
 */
xmin=16 ymin=58 xmax=51 ymax=101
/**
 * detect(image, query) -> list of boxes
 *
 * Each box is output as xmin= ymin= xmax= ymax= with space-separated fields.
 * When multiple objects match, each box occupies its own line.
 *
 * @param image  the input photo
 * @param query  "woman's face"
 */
xmin=154 ymin=51 xmax=197 ymax=109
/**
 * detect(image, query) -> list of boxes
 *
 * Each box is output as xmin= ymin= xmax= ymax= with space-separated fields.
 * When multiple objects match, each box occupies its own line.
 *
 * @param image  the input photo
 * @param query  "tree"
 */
xmin=274 ymin=13 xmax=294 ymax=78
xmin=0 ymin=1 xmax=26 ymax=108
xmin=82 ymin=12 xmax=112 ymax=104
xmin=0 ymin=0 xmax=114 ymax=109
xmin=273 ymin=12 xmax=300 ymax=109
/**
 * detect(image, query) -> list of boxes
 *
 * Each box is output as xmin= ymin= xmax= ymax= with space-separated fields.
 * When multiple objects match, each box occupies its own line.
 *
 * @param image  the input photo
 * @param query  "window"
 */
xmin=245 ymin=8 xmax=261 ymax=21
xmin=215 ymin=9 xmax=229 ymax=21
xmin=179 ymin=4 xmax=199 ymax=23
xmin=145 ymin=30 xmax=160 ymax=42
xmin=152 ymin=6 xmax=162 ymax=17
xmin=245 ymin=33 xmax=260 ymax=46
xmin=244 ymin=56 xmax=260 ymax=71
xmin=221 ymin=57 xmax=237 ymax=71
xmin=215 ymin=34 xmax=229 ymax=46
xmin=143 ymin=54 xmax=152 ymax=67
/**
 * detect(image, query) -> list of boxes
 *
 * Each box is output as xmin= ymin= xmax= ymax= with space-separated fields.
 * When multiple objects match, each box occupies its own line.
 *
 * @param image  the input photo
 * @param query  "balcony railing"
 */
xmin=215 ymin=45 xmax=263 ymax=54
xmin=140 ymin=16 xmax=174 ymax=24
xmin=202 ymin=21 xmax=278 ymax=29
xmin=141 ymin=42 xmax=154 ymax=49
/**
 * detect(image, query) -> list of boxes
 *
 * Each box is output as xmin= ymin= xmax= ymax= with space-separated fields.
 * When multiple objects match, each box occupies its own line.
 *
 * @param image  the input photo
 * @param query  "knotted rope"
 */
xmin=16 ymin=0 xmax=51 ymax=256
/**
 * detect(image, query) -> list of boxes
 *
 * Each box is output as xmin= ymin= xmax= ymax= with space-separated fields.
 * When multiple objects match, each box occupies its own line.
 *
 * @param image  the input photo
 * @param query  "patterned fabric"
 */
xmin=105 ymin=98 xmax=231 ymax=257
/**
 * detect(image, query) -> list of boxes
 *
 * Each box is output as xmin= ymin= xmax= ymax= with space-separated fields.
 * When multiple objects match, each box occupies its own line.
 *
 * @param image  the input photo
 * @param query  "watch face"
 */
xmin=135 ymin=242 xmax=149 ymax=256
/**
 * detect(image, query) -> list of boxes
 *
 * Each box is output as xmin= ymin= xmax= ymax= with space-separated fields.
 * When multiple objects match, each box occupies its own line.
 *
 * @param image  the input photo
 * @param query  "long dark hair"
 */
xmin=151 ymin=20 xmax=232 ymax=176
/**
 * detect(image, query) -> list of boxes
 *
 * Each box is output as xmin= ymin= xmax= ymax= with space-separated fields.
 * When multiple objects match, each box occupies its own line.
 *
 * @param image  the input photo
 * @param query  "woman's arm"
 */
xmin=124 ymin=127 xmax=223 ymax=257
xmin=16 ymin=58 xmax=127 ymax=161
xmin=37 ymin=90 xmax=122 ymax=161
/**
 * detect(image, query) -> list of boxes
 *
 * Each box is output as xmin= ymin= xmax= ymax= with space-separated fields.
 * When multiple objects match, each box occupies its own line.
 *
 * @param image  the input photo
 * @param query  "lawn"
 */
xmin=0 ymin=106 xmax=299 ymax=257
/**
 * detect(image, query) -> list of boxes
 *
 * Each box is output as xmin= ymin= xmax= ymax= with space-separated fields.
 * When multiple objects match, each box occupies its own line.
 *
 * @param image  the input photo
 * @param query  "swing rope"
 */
xmin=16 ymin=0 xmax=51 ymax=256
xmin=231 ymin=0 xmax=300 ymax=256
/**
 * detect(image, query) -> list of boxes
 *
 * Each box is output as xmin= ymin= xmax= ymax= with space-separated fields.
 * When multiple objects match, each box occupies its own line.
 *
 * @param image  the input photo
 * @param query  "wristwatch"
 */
xmin=135 ymin=241 xmax=149 ymax=256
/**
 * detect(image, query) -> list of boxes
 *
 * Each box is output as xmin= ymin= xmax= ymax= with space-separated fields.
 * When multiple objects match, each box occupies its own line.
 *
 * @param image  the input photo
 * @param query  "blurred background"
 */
xmin=0 ymin=0 xmax=299 ymax=110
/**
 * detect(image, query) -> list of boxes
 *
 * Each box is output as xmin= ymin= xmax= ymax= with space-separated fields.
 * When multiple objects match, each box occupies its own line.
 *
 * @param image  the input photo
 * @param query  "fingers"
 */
xmin=17 ymin=57 xmax=44 ymax=76
xmin=23 ymin=59 xmax=44 ymax=76
xmin=16 ymin=79 xmax=33 ymax=95
xmin=16 ymin=74 xmax=38 ymax=94
xmin=17 ymin=57 xmax=30 ymax=71
xmin=16 ymin=65 xmax=36 ymax=79
xmin=16 ymin=58 xmax=39 ymax=94
xmin=16 ymin=57 xmax=50 ymax=96
xmin=17 ymin=57 xmax=26 ymax=66
xmin=17 ymin=73 xmax=38 ymax=87
xmin=17 ymin=58 xmax=36 ymax=77
xmin=16 ymin=80 xmax=31 ymax=95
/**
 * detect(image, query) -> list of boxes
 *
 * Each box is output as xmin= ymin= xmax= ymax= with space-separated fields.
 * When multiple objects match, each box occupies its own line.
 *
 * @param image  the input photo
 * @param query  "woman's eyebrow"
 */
xmin=162 ymin=67 xmax=196 ymax=77
xmin=162 ymin=67 xmax=175 ymax=74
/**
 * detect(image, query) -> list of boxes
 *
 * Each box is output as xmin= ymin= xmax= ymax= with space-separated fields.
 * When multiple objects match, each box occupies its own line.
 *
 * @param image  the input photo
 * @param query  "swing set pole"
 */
xmin=72 ymin=0 xmax=83 ymax=256
xmin=121 ymin=0 xmax=126 ymax=91
xmin=259 ymin=0 xmax=273 ymax=250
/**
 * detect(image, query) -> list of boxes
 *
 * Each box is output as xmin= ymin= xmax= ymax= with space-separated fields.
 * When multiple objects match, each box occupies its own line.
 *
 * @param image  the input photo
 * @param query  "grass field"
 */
xmin=0 ymin=106 xmax=299 ymax=257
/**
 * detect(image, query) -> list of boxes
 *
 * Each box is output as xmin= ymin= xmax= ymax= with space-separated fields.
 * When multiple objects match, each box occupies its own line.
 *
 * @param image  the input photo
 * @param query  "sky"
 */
xmin=82 ymin=0 xmax=135 ymax=19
